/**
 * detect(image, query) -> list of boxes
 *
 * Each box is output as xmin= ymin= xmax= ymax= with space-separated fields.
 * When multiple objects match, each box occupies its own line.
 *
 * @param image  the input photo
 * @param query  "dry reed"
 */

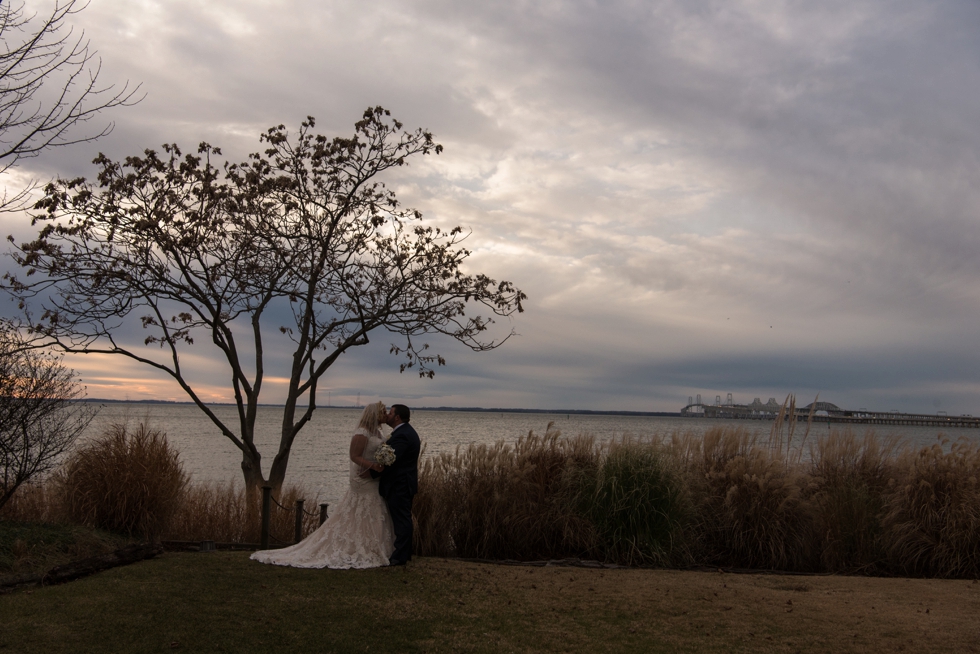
xmin=0 ymin=479 xmax=63 ymax=524
xmin=414 ymin=423 xmax=599 ymax=560
xmin=2 ymin=475 xmax=320 ymax=546
xmin=416 ymin=418 xmax=980 ymax=577
xmin=2 ymin=420 xmax=322 ymax=546
xmin=166 ymin=481 xmax=320 ymax=544
xmin=807 ymin=430 xmax=897 ymax=572
xmin=58 ymin=422 xmax=188 ymax=541
xmin=881 ymin=436 xmax=980 ymax=577
xmin=6 ymin=415 xmax=980 ymax=577
xmin=684 ymin=426 xmax=818 ymax=570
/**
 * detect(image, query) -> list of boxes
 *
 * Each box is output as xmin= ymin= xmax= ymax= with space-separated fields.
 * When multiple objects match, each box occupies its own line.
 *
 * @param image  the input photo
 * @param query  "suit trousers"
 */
xmin=384 ymin=485 xmax=414 ymax=563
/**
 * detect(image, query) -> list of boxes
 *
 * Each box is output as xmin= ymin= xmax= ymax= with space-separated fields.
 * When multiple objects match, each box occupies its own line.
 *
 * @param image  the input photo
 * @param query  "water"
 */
xmin=81 ymin=403 xmax=980 ymax=508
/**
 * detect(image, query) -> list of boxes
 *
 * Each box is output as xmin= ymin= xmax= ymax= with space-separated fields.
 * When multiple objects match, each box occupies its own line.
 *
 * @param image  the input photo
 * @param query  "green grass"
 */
xmin=4 ymin=554 xmax=447 ymax=653
xmin=3 ymin=552 xmax=980 ymax=653
xmin=3 ymin=554 xmax=503 ymax=654
xmin=573 ymin=439 xmax=691 ymax=566
xmin=0 ymin=521 xmax=132 ymax=584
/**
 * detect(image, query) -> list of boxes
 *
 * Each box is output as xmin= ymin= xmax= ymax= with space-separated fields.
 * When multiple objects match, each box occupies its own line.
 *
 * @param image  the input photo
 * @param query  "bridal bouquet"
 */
xmin=375 ymin=443 xmax=396 ymax=466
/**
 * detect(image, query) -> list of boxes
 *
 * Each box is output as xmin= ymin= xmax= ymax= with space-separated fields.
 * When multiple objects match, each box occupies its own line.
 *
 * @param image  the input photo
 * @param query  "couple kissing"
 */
xmin=251 ymin=402 xmax=421 ymax=569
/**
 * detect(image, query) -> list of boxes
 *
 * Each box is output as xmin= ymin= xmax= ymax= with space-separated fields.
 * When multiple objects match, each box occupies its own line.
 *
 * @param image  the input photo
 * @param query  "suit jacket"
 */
xmin=377 ymin=422 xmax=420 ymax=499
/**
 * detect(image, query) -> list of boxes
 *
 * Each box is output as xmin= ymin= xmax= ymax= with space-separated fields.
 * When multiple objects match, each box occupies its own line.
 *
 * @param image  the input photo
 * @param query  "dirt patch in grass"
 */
xmin=3 ymin=553 xmax=980 ymax=652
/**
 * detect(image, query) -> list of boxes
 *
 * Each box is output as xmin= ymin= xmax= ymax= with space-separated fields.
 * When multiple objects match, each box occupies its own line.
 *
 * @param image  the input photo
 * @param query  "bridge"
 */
xmin=680 ymin=397 xmax=980 ymax=428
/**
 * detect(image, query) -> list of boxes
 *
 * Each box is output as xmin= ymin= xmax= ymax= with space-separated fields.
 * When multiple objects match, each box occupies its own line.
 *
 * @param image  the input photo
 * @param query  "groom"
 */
xmin=376 ymin=404 xmax=420 ymax=566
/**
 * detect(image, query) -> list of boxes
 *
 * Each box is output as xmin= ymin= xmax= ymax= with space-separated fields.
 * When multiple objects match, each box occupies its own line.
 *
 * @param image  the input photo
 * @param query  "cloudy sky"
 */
xmin=3 ymin=0 xmax=980 ymax=414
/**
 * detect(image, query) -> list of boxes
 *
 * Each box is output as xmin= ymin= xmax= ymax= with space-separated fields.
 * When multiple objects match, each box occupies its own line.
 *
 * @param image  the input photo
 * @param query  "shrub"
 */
xmin=571 ymin=438 xmax=691 ymax=565
xmin=58 ymin=422 xmax=187 ymax=541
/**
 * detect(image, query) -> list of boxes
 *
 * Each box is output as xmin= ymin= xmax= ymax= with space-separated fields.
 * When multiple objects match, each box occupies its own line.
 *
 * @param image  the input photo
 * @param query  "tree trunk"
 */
xmin=240 ymin=449 xmax=268 ymax=537
xmin=240 ymin=449 xmax=268 ymax=490
xmin=268 ymin=448 xmax=291 ymax=492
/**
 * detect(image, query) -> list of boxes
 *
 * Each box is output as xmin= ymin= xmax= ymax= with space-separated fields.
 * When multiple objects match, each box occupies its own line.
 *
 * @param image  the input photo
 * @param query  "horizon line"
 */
xmin=80 ymin=397 xmax=681 ymax=417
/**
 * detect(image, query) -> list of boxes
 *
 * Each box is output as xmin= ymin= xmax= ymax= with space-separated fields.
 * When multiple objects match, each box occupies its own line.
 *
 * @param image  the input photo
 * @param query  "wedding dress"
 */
xmin=250 ymin=430 xmax=395 ymax=569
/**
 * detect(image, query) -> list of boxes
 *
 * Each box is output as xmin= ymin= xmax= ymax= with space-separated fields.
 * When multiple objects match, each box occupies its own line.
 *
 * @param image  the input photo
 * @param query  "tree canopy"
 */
xmin=4 ymin=107 xmax=525 ymax=490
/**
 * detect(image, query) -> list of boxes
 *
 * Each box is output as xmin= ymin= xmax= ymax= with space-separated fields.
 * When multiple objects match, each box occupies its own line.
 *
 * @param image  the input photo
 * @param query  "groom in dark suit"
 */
xmin=376 ymin=404 xmax=420 ymax=566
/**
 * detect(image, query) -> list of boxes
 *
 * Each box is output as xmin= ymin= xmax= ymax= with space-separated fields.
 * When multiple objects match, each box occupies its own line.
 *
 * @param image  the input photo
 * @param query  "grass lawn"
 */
xmin=2 ymin=552 xmax=980 ymax=653
xmin=0 ymin=521 xmax=132 ymax=586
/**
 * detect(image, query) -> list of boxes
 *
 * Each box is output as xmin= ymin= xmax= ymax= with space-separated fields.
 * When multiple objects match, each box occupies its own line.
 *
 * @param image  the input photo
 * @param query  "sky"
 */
xmin=3 ymin=0 xmax=980 ymax=414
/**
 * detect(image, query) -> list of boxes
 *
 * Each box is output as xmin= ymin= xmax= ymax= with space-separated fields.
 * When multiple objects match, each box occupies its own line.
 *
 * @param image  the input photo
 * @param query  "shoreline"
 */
xmin=80 ymin=398 xmax=683 ymax=417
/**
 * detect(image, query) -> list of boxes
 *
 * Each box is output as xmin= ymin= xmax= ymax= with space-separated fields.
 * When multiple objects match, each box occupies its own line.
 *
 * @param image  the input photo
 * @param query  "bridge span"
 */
xmin=680 ymin=399 xmax=980 ymax=429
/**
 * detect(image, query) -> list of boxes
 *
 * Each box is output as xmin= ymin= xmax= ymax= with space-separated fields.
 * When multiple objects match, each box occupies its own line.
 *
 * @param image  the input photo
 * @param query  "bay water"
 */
xmin=81 ymin=403 xmax=979 ymax=509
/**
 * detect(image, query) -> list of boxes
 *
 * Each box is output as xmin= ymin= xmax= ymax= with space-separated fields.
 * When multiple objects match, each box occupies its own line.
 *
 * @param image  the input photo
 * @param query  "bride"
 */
xmin=250 ymin=401 xmax=395 ymax=569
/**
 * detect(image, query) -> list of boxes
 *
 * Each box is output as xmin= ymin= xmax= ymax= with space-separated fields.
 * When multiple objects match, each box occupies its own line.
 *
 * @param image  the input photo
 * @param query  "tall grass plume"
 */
xmin=881 ymin=436 xmax=980 ymax=577
xmin=58 ymin=422 xmax=188 ymax=541
xmin=166 ymin=481 xmax=320 ymax=544
xmin=8 ymin=413 xmax=980 ymax=577
xmin=414 ymin=424 xmax=598 ymax=560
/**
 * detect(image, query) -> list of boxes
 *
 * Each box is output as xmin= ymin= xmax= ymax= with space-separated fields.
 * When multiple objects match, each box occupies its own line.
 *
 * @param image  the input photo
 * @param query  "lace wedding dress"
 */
xmin=250 ymin=430 xmax=395 ymax=569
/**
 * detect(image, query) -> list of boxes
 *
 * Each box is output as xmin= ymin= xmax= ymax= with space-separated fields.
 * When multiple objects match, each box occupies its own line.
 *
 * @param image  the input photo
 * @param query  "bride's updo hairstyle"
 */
xmin=357 ymin=401 xmax=385 ymax=436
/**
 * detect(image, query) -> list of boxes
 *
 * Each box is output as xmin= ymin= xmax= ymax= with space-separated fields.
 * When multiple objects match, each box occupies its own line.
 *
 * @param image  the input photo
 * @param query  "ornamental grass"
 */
xmin=569 ymin=437 xmax=692 ymax=566
xmin=413 ymin=426 xmax=599 ymax=561
xmin=808 ymin=430 xmax=897 ymax=573
xmin=166 ymin=481 xmax=320 ymax=544
xmin=58 ymin=422 xmax=188 ymax=542
xmin=415 ymin=423 xmax=980 ymax=577
xmin=880 ymin=436 xmax=980 ymax=577
xmin=5 ymin=419 xmax=980 ymax=577
xmin=1 ymin=421 xmax=320 ymax=546
xmin=682 ymin=426 xmax=818 ymax=571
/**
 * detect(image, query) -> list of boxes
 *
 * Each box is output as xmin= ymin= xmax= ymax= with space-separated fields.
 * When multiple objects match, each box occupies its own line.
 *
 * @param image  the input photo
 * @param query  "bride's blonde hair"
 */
xmin=357 ymin=401 xmax=385 ymax=435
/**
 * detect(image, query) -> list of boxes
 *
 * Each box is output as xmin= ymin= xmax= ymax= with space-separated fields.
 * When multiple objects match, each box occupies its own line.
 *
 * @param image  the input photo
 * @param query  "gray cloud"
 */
xmin=4 ymin=0 xmax=980 ymax=414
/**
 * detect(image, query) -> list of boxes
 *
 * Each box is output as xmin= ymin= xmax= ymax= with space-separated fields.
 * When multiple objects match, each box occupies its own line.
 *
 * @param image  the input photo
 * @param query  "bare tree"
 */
xmin=0 ymin=0 xmax=140 ymax=209
xmin=0 ymin=320 xmax=93 ymax=509
xmin=5 ymin=107 xmax=525 ymax=493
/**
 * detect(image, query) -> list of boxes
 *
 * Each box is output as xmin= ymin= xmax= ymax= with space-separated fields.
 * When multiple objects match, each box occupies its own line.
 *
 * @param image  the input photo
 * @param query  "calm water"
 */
xmin=81 ymin=403 xmax=980 ymax=508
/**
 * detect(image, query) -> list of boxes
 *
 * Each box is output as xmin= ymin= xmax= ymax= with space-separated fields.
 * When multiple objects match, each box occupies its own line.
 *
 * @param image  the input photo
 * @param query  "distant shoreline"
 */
xmin=81 ymin=398 xmax=682 ymax=418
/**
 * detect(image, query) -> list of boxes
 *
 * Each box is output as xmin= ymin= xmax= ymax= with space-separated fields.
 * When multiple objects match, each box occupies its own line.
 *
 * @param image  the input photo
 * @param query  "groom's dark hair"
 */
xmin=392 ymin=404 xmax=411 ymax=424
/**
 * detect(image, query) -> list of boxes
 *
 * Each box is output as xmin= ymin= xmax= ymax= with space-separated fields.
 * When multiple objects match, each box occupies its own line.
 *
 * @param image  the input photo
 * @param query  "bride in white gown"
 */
xmin=250 ymin=402 xmax=395 ymax=569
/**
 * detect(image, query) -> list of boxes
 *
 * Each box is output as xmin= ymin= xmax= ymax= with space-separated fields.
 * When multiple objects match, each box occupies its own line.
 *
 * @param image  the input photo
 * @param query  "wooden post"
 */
xmin=319 ymin=503 xmax=329 ymax=526
xmin=294 ymin=499 xmax=305 ymax=544
xmin=260 ymin=486 xmax=271 ymax=550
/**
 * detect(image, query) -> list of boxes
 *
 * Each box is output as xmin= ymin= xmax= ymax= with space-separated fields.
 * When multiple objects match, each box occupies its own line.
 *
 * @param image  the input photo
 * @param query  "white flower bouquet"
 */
xmin=375 ymin=442 xmax=396 ymax=467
